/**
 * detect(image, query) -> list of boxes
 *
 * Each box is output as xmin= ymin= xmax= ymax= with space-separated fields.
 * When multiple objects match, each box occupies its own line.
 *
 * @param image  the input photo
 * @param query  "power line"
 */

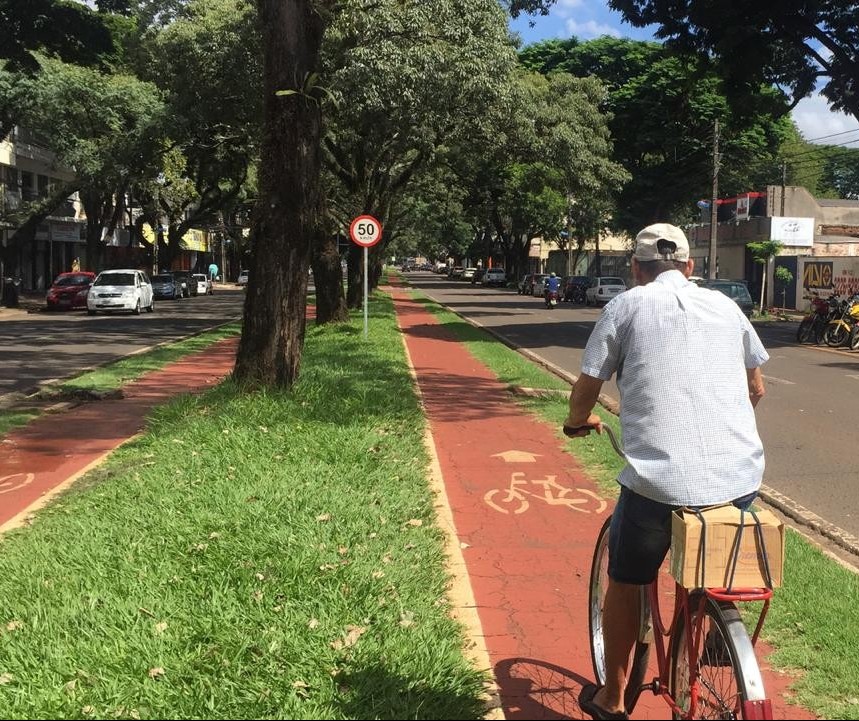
xmin=801 ymin=127 xmax=859 ymax=144
xmin=782 ymin=134 xmax=859 ymax=161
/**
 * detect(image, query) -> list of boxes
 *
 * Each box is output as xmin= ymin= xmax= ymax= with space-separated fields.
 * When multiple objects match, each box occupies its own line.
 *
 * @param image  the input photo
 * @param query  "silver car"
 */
xmin=585 ymin=276 xmax=627 ymax=306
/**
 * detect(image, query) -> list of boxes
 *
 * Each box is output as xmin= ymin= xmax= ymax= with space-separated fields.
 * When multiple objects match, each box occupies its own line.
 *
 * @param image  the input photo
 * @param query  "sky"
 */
xmin=509 ymin=0 xmax=859 ymax=148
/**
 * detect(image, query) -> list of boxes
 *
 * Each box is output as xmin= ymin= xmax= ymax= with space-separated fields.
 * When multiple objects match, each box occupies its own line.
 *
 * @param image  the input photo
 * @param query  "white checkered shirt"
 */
xmin=581 ymin=270 xmax=769 ymax=505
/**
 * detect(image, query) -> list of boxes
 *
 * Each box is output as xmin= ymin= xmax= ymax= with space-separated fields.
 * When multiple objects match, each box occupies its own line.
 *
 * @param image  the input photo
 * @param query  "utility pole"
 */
xmin=781 ymin=161 xmax=787 ymax=216
xmin=708 ymin=119 xmax=720 ymax=280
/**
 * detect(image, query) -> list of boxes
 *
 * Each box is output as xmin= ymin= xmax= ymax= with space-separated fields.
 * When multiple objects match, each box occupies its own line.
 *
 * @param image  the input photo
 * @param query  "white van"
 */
xmin=87 ymin=269 xmax=154 ymax=315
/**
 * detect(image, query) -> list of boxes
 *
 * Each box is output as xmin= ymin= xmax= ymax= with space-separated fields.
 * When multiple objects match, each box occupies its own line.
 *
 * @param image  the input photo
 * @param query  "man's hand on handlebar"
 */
xmin=562 ymin=412 xmax=603 ymax=438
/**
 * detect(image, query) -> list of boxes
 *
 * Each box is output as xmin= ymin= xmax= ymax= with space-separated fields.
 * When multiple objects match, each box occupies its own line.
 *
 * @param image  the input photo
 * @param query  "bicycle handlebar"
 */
xmin=562 ymin=423 xmax=626 ymax=460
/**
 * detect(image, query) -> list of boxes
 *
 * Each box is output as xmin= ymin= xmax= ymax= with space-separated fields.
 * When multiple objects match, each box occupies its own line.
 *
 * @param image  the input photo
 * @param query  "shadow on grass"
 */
xmin=335 ymin=665 xmax=486 ymax=720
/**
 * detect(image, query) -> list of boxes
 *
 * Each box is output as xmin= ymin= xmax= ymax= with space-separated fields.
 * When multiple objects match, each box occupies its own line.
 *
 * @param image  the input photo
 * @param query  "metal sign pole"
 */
xmin=363 ymin=245 xmax=369 ymax=339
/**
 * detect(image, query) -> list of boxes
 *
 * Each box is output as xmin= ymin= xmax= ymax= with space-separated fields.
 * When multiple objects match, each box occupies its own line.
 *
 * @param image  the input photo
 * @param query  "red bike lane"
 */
xmin=390 ymin=286 xmax=813 ymax=720
xmin=0 ymin=337 xmax=238 ymax=531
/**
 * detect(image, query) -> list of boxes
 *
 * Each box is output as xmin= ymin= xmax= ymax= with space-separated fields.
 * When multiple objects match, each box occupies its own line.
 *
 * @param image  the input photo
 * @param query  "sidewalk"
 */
xmin=388 ymin=284 xmax=814 ymax=720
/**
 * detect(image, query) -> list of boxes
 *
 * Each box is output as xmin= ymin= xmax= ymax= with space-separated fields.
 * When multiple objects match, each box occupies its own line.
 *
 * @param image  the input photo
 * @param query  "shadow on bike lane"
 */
xmin=389 ymin=286 xmax=814 ymax=720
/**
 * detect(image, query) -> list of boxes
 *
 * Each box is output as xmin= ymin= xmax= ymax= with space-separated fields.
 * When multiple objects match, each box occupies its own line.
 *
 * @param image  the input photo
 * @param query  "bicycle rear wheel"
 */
xmin=669 ymin=594 xmax=767 ymax=719
xmin=588 ymin=516 xmax=651 ymax=714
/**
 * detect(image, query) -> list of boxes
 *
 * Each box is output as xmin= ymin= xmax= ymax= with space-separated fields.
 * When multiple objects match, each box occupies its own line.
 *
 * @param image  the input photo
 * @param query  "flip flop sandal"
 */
xmin=578 ymin=683 xmax=629 ymax=721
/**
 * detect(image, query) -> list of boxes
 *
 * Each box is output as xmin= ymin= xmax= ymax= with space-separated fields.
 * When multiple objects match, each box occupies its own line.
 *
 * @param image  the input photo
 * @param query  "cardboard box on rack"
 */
xmin=670 ymin=505 xmax=784 ymax=589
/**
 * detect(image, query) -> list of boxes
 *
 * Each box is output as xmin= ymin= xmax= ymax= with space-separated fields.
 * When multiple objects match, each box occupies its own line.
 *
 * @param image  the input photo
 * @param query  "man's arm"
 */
xmin=747 ymin=367 xmax=765 ymax=408
xmin=564 ymin=373 xmax=605 ymax=436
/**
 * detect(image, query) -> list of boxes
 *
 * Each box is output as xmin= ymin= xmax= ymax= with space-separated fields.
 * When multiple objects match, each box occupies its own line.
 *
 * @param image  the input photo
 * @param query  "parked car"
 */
xmin=462 ymin=267 xmax=477 ymax=281
xmin=237 ymin=269 xmax=249 ymax=286
xmin=562 ymin=275 xmax=590 ymax=303
xmin=87 ymin=269 xmax=154 ymax=315
xmin=531 ymin=274 xmax=549 ymax=297
xmin=449 ymin=266 xmax=465 ymax=279
xmin=193 ymin=273 xmax=213 ymax=296
xmin=699 ymin=279 xmax=755 ymax=317
xmin=482 ymin=268 xmax=507 ymax=287
xmin=471 ymin=268 xmax=486 ymax=284
xmin=151 ymin=273 xmax=182 ymax=300
xmin=585 ymin=276 xmax=627 ymax=306
xmin=46 ymin=271 xmax=95 ymax=310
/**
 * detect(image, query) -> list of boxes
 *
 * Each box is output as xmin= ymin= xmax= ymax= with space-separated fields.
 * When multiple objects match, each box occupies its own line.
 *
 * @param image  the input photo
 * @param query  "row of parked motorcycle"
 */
xmin=797 ymin=292 xmax=859 ymax=350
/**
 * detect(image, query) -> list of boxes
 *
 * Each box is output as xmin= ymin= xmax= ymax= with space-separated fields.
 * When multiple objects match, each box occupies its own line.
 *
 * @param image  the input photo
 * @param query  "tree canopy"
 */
xmin=609 ymin=0 xmax=859 ymax=123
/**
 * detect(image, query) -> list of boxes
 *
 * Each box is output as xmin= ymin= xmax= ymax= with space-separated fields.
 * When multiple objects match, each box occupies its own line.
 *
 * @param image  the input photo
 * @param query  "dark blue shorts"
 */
xmin=608 ymin=486 xmax=757 ymax=585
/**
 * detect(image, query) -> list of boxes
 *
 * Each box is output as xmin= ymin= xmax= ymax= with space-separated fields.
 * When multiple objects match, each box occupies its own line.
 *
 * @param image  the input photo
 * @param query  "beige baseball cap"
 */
xmin=633 ymin=223 xmax=690 ymax=262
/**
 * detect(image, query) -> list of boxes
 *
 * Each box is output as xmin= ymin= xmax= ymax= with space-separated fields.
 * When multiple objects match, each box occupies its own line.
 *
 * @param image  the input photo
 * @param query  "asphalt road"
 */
xmin=409 ymin=272 xmax=859 ymax=540
xmin=0 ymin=287 xmax=245 ymax=397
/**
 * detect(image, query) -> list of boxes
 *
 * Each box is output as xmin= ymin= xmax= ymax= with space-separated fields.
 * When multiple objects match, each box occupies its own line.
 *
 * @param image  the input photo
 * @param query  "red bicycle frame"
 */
xmin=634 ymin=580 xmax=774 ymax=719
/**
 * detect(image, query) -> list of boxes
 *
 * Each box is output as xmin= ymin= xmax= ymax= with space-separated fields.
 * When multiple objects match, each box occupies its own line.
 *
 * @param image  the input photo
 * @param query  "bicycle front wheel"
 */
xmin=669 ymin=594 xmax=767 ymax=719
xmin=588 ymin=516 xmax=650 ymax=714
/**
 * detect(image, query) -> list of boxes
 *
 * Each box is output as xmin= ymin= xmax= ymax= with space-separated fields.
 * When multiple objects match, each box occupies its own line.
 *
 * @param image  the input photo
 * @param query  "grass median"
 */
xmin=416 ymin=291 xmax=859 ymax=720
xmin=0 ymin=294 xmax=485 ymax=720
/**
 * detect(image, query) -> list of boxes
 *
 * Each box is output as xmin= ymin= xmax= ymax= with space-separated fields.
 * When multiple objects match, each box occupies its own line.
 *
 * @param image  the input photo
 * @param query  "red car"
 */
xmin=46 ymin=271 xmax=96 ymax=310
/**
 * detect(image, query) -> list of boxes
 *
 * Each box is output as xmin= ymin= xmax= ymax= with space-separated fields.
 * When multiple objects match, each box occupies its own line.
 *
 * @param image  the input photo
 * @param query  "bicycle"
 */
xmin=563 ymin=423 xmax=775 ymax=720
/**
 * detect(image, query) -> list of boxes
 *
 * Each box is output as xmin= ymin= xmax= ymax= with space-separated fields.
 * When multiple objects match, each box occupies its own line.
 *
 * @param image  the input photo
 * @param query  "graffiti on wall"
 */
xmin=802 ymin=261 xmax=833 ymax=290
xmin=801 ymin=260 xmax=859 ymax=298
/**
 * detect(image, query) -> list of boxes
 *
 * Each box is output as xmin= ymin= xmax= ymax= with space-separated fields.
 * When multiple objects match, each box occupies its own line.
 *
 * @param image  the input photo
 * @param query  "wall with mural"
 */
xmin=796 ymin=257 xmax=859 ymax=308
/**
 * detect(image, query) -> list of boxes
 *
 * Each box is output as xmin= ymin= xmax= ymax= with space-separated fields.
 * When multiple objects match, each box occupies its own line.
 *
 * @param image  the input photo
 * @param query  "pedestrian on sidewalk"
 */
xmin=564 ymin=223 xmax=768 ymax=721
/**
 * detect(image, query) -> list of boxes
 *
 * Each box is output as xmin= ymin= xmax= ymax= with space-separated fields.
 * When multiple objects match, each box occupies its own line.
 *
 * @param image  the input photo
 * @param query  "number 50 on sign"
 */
xmin=350 ymin=215 xmax=382 ymax=247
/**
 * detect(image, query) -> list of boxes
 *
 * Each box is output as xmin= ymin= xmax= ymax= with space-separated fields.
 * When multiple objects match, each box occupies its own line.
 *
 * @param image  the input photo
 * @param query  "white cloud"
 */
xmin=565 ymin=18 xmax=622 ymax=39
xmin=555 ymin=0 xmax=585 ymax=16
xmin=792 ymin=93 xmax=859 ymax=146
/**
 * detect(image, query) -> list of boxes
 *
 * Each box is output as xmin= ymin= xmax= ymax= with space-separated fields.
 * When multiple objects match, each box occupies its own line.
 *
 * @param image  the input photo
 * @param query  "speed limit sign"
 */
xmin=349 ymin=215 xmax=383 ymax=247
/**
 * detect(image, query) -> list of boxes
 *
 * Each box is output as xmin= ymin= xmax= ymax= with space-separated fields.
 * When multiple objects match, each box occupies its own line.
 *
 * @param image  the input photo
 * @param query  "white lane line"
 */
xmin=764 ymin=375 xmax=795 ymax=385
xmin=847 ymin=374 xmax=859 ymax=381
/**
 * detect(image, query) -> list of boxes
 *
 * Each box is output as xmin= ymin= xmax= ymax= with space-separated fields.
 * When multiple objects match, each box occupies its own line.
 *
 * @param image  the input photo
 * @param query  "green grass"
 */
xmin=0 ymin=409 xmax=40 ymax=437
xmin=0 ymin=294 xmax=485 ymax=720
xmin=415 ymin=290 xmax=859 ymax=719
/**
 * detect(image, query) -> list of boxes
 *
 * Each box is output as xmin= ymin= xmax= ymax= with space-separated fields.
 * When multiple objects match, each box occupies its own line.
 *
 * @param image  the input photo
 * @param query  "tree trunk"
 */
xmin=311 ymin=223 xmax=348 ymax=325
xmin=346 ymin=243 xmax=362 ymax=309
xmin=233 ymin=0 xmax=327 ymax=388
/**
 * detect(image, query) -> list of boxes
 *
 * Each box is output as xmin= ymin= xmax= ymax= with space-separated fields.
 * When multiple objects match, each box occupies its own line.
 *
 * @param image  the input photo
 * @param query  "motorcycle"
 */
xmin=797 ymin=292 xmax=839 ymax=345
xmin=822 ymin=294 xmax=859 ymax=347
xmin=544 ymin=288 xmax=559 ymax=309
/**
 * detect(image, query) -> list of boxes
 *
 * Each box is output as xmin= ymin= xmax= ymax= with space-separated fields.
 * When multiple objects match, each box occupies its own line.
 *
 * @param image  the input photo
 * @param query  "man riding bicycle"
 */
xmin=564 ymin=223 xmax=768 ymax=720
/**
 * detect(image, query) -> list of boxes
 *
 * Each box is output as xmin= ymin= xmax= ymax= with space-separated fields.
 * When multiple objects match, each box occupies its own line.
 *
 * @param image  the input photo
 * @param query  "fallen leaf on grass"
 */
xmin=6 ymin=620 xmax=23 ymax=631
xmin=308 ymin=618 xmax=320 ymax=629
xmin=399 ymin=611 xmax=415 ymax=628
xmin=371 ymin=570 xmax=385 ymax=579
xmin=64 ymin=679 xmax=77 ymax=694
xmin=209 ymin=532 xmax=221 ymax=540
xmin=252 ymin=590 xmax=263 ymax=602
xmin=338 ymin=546 xmax=349 ymax=556
xmin=319 ymin=563 xmax=337 ymax=572
xmin=330 ymin=625 xmax=366 ymax=650
xmin=405 ymin=519 xmax=423 ymax=527
xmin=382 ymin=553 xmax=393 ymax=564
xmin=0 ymin=673 xmax=13 ymax=685
xmin=316 ymin=513 xmax=331 ymax=522
xmin=147 ymin=667 xmax=165 ymax=680
xmin=368 ymin=532 xmax=377 ymax=539
xmin=404 ymin=542 xmax=416 ymax=550
xmin=153 ymin=622 xmax=168 ymax=635
xmin=82 ymin=706 xmax=95 ymax=715
xmin=255 ymin=573 xmax=266 ymax=581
